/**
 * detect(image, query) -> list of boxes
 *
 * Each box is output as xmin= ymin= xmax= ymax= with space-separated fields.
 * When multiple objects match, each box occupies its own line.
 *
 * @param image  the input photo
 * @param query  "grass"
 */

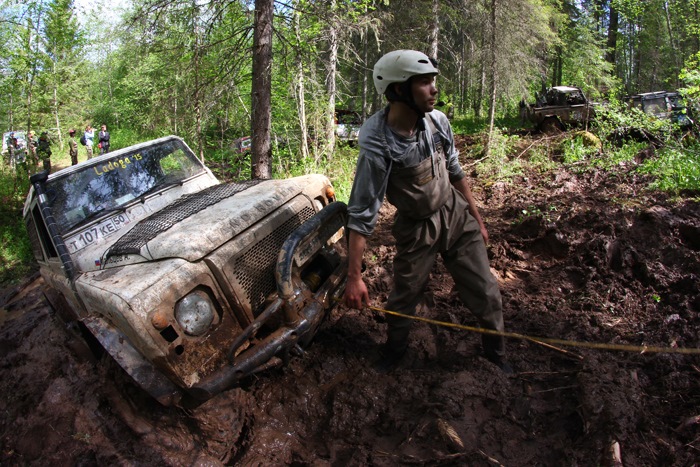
xmin=0 ymin=161 xmax=34 ymax=287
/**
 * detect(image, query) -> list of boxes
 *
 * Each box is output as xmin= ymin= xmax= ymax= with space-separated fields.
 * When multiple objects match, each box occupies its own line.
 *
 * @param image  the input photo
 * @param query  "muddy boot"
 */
xmin=373 ymin=327 xmax=409 ymax=373
xmin=482 ymin=334 xmax=513 ymax=374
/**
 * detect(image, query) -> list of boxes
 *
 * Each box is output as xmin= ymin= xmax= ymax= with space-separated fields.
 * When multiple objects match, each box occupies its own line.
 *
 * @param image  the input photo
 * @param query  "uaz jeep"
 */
xmin=525 ymin=86 xmax=597 ymax=133
xmin=24 ymin=136 xmax=347 ymax=406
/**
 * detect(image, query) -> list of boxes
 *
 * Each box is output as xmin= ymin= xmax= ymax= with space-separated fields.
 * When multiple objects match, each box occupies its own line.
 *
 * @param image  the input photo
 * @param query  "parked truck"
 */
xmin=524 ymin=85 xmax=597 ymax=134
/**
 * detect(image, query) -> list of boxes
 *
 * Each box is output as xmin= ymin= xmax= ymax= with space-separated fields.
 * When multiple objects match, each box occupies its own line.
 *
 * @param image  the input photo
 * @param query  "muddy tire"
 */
xmin=540 ymin=117 xmax=563 ymax=135
xmin=99 ymin=354 xmax=254 ymax=464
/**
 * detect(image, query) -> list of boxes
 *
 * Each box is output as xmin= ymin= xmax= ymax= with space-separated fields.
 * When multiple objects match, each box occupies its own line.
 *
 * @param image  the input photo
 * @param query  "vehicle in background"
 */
xmin=232 ymin=135 xmax=252 ymax=153
xmin=624 ymin=91 xmax=694 ymax=128
xmin=3 ymin=130 xmax=28 ymax=166
xmin=335 ymin=109 xmax=362 ymax=143
xmin=524 ymin=86 xmax=597 ymax=134
xmin=25 ymin=135 xmax=348 ymax=407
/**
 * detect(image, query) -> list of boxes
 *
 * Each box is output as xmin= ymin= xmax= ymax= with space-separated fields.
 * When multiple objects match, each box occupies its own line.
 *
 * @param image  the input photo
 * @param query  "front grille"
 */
xmin=234 ymin=206 xmax=315 ymax=315
xmin=107 ymin=181 xmax=260 ymax=257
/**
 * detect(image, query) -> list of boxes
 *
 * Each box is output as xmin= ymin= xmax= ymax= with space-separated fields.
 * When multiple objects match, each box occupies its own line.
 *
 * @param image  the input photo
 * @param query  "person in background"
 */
xmin=68 ymin=129 xmax=79 ymax=165
xmin=98 ymin=124 xmax=110 ymax=154
xmin=36 ymin=131 xmax=52 ymax=173
xmin=343 ymin=50 xmax=512 ymax=374
xmin=6 ymin=132 xmax=15 ymax=165
xmin=26 ymin=131 xmax=38 ymax=173
xmin=84 ymin=125 xmax=95 ymax=159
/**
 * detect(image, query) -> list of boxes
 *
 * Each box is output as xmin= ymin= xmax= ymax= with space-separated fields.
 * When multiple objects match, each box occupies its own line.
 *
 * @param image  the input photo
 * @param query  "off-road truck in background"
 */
xmin=24 ymin=135 xmax=347 ymax=406
xmin=525 ymin=85 xmax=597 ymax=133
xmin=624 ymin=90 xmax=694 ymax=128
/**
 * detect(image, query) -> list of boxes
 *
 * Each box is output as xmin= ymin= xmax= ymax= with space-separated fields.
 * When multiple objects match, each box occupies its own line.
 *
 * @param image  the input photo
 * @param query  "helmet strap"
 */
xmin=396 ymin=79 xmax=425 ymax=119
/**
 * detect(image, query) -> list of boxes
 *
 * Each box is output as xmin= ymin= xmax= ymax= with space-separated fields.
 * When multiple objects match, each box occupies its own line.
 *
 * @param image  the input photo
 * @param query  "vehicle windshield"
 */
xmin=45 ymin=138 xmax=206 ymax=234
xmin=643 ymin=97 xmax=668 ymax=115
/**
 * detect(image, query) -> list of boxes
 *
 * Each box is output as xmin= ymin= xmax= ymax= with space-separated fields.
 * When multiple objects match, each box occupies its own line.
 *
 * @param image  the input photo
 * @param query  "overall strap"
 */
xmin=425 ymin=115 xmax=444 ymax=155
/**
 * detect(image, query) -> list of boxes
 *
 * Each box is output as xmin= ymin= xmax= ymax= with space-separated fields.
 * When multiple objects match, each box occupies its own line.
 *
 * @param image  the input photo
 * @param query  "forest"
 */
xmin=1 ymin=0 xmax=700 ymax=165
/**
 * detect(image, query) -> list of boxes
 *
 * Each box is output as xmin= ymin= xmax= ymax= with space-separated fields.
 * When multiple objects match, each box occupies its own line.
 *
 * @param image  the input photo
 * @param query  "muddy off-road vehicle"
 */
xmin=624 ymin=91 xmax=694 ymax=128
xmin=525 ymin=85 xmax=597 ymax=133
xmin=23 ymin=135 xmax=347 ymax=406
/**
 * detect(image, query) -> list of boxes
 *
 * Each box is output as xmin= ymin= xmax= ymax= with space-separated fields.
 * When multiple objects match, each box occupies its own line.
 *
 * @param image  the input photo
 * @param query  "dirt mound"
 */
xmin=1 ymin=139 xmax=699 ymax=465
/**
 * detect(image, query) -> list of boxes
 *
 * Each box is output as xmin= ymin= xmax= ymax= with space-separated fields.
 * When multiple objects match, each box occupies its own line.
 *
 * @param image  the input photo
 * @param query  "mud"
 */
xmin=2 ymin=135 xmax=700 ymax=466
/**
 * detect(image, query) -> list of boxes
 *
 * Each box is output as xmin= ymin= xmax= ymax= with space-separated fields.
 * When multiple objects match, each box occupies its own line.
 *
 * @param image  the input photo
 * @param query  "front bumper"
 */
xmin=189 ymin=201 xmax=347 ymax=401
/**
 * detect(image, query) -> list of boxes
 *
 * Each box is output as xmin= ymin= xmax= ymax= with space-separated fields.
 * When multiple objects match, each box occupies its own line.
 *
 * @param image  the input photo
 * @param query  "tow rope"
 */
xmin=352 ymin=302 xmax=700 ymax=356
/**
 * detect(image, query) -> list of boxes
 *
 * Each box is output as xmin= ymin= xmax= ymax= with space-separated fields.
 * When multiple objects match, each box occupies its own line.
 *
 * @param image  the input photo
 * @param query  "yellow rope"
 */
xmin=365 ymin=304 xmax=700 ymax=356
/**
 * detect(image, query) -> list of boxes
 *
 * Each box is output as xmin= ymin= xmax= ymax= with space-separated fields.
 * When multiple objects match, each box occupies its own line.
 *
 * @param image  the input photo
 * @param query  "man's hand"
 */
xmin=344 ymin=275 xmax=369 ymax=310
xmin=344 ymin=229 xmax=370 ymax=309
xmin=480 ymin=224 xmax=490 ymax=245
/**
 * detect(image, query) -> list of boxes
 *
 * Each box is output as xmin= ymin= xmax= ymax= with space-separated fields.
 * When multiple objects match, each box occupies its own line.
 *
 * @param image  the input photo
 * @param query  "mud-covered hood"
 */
xmin=106 ymin=178 xmax=305 ymax=265
xmin=68 ymin=176 xmax=327 ymax=272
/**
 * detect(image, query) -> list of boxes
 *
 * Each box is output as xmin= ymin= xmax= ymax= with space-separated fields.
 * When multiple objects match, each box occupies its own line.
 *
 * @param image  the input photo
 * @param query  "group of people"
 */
xmin=67 ymin=124 xmax=111 ymax=166
xmin=5 ymin=130 xmax=53 ymax=173
xmin=4 ymin=124 xmax=111 ymax=175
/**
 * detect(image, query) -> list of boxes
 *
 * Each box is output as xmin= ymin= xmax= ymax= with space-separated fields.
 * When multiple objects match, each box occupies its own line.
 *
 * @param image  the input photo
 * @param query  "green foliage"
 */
xmin=527 ymin=146 xmax=558 ymax=173
xmin=316 ymin=145 xmax=359 ymax=203
xmin=0 ymin=163 xmax=33 ymax=286
xmin=593 ymin=141 xmax=647 ymax=169
xmin=560 ymin=133 xmax=600 ymax=164
xmin=475 ymin=129 xmax=524 ymax=182
xmin=594 ymin=103 xmax=675 ymax=149
xmin=515 ymin=204 xmax=559 ymax=225
xmin=639 ymin=145 xmax=700 ymax=193
xmin=206 ymin=147 xmax=252 ymax=182
xmin=680 ymin=53 xmax=700 ymax=110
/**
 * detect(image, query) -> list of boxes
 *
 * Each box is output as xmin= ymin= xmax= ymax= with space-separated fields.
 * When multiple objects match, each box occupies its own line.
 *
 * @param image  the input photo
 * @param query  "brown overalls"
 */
xmin=383 ymin=118 xmax=505 ymax=357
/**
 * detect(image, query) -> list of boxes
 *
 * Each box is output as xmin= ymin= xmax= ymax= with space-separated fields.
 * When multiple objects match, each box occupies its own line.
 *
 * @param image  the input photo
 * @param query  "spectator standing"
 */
xmin=36 ymin=131 xmax=52 ymax=173
xmin=68 ymin=129 xmax=79 ymax=165
xmin=84 ymin=125 xmax=95 ymax=159
xmin=98 ymin=124 xmax=110 ymax=154
xmin=26 ymin=131 xmax=38 ymax=172
xmin=6 ymin=132 xmax=15 ymax=165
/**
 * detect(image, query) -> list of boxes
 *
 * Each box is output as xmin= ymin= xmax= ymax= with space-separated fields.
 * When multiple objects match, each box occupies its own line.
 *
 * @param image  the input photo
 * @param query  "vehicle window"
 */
xmin=644 ymin=98 xmax=667 ymax=115
xmin=27 ymin=205 xmax=58 ymax=260
xmin=25 ymin=210 xmax=46 ymax=261
xmin=45 ymin=139 xmax=205 ymax=234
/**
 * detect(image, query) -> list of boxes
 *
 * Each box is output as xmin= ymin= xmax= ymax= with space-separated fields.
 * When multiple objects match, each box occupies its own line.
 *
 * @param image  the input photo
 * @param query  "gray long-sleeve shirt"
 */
xmin=346 ymin=107 xmax=465 ymax=236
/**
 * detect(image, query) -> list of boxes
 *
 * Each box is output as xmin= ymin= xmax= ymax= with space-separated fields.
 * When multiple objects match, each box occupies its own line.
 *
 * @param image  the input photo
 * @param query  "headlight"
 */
xmin=175 ymin=290 xmax=215 ymax=336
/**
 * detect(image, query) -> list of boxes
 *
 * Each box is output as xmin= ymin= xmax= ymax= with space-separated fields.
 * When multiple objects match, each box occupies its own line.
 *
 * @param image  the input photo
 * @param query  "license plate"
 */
xmin=66 ymin=213 xmax=131 ymax=253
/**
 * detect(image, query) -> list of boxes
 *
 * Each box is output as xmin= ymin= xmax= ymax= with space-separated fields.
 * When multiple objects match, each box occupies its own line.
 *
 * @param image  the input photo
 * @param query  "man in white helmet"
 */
xmin=343 ymin=50 xmax=511 ymax=373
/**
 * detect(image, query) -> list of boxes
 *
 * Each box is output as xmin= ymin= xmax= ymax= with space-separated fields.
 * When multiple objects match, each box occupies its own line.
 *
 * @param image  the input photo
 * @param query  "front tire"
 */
xmin=540 ymin=117 xmax=563 ymax=135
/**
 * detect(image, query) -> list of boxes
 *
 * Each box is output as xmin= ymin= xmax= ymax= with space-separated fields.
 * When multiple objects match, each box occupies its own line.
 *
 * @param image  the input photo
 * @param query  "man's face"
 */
xmin=411 ymin=74 xmax=438 ymax=113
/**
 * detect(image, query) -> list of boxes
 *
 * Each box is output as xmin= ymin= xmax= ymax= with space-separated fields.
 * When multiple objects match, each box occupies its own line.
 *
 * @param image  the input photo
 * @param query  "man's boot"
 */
xmin=482 ymin=334 xmax=513 ymax=374
xmin=374 ymin=326 xmax=409 ymax=373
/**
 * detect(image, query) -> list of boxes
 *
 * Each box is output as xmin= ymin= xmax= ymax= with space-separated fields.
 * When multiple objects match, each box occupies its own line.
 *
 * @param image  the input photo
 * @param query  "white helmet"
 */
xmin=373 ymin=50 xmax=439 ymax=95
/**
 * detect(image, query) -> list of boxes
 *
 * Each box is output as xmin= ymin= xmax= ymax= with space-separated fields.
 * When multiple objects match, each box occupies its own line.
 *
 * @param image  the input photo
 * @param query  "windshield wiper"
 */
xmin=70 ymin=206 xmax=127 ymax=231
xmin=138 ymin=180 xmax=184 ymax=201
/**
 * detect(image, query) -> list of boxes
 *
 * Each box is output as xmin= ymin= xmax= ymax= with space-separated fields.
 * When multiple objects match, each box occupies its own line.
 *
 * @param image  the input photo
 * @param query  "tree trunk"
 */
xmin=52 ymin=60 xmax=63 ymax=148
xmin=428 ymin=0 xmax=439 ymax=58
xmin=663 ymin=1 xmax=680 ymax=87
xmin=605 ymin=5 xmax=618 ymax=69
xmin=325 ymin=0 xmax=338 ymax=161
xmin=474 ymin=33 xmax=485 ymax=118
xmin=485 ymin=0 xmax=497 ymax=157
xmin=294 ymin=10 xmax=309 ymax=161
xmin=251 ymin=0 xmax=273 ymax=180
xmin=192 ymin=1 xmax=204 ymax=161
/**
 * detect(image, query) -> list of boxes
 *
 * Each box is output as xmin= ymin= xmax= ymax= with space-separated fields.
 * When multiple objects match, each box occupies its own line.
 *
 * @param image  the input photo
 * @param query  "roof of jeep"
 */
xmin=551 ymin=86 xmax=582 ymax=93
